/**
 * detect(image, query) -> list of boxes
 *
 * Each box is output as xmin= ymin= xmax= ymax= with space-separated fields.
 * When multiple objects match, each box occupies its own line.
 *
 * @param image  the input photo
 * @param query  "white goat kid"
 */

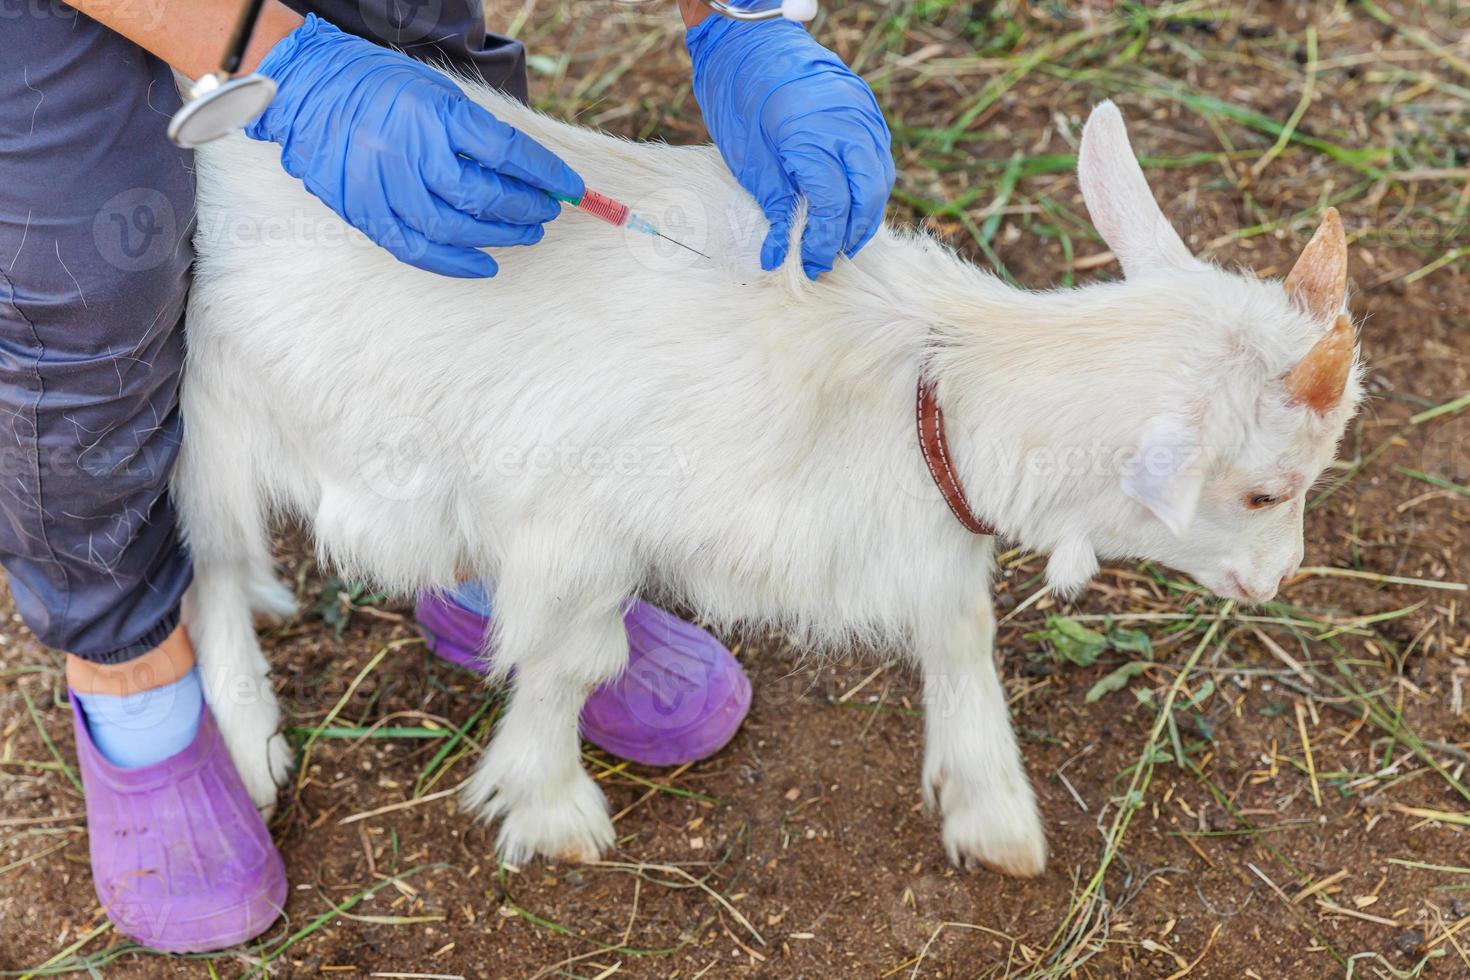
xmin=180 ymin=76 xmax=1360 ymax=876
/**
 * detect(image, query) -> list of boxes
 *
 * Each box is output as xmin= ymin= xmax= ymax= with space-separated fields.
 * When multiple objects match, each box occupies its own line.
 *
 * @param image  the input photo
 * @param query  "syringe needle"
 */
xmin=655 ymin=231 xmax=711 ymax=260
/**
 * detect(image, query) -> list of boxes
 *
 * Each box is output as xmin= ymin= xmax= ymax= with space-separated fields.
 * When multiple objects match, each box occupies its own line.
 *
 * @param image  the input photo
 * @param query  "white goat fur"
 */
xmin=180 ymin=76 xmax=1361 ymax=873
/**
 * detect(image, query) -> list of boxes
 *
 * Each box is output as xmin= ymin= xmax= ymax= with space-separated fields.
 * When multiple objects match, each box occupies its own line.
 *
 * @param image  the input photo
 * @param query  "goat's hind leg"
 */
xmin=461 ymin=564 xmax=628 ymax=864
xmin=919 ymin=596 xmax=1046 ymax=876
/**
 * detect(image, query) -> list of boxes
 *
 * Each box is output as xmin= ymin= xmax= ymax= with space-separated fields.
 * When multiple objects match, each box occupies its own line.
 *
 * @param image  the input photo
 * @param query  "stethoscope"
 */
xmin=167 ymin=0 xmax=818 ymax=148
xmin=167 ymin=0 xmax=277 ymax=148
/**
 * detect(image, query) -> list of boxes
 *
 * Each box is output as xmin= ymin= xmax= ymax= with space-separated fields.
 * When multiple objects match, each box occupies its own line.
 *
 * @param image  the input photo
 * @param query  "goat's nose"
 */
xmin=1255 ymin=566 xmax=1300 ymax=602
xmin=1224 ymin=572 xmax=1254 ymax=602
xmin=1225 ymin=571 xmax=1277 ymax=605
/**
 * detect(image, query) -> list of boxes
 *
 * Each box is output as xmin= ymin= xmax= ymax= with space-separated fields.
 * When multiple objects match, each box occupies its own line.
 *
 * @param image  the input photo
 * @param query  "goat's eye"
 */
xmin=1247 ymin=492 xmax=1282 ymax=510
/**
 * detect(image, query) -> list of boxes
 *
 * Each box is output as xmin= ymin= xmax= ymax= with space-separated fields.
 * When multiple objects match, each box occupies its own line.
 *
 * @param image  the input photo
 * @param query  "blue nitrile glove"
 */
xmin=246 ymin=14 xmax=582 ymax=278
xmin=687 ymin=12 xmax=894 ymax=280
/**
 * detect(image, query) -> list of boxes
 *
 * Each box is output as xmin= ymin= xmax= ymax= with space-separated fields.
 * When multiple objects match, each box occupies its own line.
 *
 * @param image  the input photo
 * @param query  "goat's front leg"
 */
xmin=461 ymin=577 xmax=626 ymax=864
xmin=187 ymin=560 xmax=294 ymax=815
xmin=918 ymin=597 xmax=1046 ymax=876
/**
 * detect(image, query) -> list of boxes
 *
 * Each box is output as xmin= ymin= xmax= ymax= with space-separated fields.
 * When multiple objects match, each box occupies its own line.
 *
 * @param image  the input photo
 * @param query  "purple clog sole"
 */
xmin=415 ymin=595 xmax=751 ymax=767
xmin=72 ymin=695 xmax=287 ymax=953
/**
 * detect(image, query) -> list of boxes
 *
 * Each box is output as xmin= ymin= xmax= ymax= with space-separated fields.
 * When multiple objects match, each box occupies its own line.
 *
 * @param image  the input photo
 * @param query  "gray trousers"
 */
xmin=0 ymin=1 xmax=527 ymax=663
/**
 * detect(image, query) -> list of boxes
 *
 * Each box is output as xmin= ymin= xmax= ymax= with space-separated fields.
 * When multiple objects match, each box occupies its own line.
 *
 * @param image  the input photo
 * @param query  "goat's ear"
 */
xmin=1285 ymin=313 xmax=1355 ymax=415
xmin=1078 ymin=101 xmax=1201 ymax=279
xmin=1284 ymin=207 xmax=1348 ymax=322
xmin=1121 ymin=415 xmax=1206 ymax=537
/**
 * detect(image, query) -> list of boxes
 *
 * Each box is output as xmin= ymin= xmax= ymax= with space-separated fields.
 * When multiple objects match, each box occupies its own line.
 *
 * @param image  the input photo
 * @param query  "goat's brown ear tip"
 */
xmin=1321 ymin=206 xmax=1344 ymax=241
xmin=1306 ymin=207 xmax=1346 ymax=253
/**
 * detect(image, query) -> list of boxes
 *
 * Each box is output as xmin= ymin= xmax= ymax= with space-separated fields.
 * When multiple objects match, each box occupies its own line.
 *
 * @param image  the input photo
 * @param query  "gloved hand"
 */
xmin=246 ymin=14 xmax=582 ymax=278
xmin=687 ymin=13 xmax=894 ymax=280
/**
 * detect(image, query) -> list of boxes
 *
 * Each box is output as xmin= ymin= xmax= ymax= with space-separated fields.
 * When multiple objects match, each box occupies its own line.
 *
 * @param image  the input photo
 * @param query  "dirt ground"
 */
xmin=3 ymin=1 xmax=1468 ymax=977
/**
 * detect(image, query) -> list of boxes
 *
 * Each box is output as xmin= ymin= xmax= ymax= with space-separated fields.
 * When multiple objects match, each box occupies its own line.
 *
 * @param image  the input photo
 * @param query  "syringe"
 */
xmin=551 ymin=188 xmax=709 ymax=260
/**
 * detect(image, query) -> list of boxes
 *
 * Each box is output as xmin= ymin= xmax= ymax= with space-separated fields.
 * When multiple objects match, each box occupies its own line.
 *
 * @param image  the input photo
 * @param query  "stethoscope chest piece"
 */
xmin=166 ymin=0 xmax=274 ymax=148
xmin=168 ymin=72 xmax=277 ymax=148
xmin=705 ymin=0 xmax=817 ymax=20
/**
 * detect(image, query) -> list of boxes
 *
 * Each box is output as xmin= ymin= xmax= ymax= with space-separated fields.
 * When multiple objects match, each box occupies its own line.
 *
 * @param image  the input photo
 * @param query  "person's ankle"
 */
xmin=66 ymin=624 xmax=195 ymax=696
xmin=69 ymin=624 xmax=205 ymax=769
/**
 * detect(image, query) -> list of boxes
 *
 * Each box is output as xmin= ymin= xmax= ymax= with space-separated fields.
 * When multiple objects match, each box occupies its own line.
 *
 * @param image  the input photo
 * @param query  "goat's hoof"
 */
xmin=494 ymin=786 xmax=614 ymax=866
xmin=942 ymin=791 xmax=1047 ymax=878
xmin=223 ymin=725 xmax=293 ymax=817
xmin=466 ymin=762 xmax=614 ymax=865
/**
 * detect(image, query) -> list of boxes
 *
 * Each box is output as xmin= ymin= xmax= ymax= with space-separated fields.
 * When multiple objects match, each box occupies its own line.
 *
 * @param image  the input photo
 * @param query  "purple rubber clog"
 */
xmin=415 ymin=595 xmax=751 ymax=767
xmin=72 ymin=693 xmax=287 ymax=953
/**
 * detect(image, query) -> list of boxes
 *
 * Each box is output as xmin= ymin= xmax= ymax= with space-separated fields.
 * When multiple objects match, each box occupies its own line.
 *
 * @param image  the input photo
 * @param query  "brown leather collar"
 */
xmin=916 ymin=378 xmax=998 ymax=536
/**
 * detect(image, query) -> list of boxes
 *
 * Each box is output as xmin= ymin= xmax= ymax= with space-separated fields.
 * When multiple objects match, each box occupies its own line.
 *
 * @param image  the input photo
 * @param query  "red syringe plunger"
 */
xmin=572 ymin=188 xmax=631 ymax=226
